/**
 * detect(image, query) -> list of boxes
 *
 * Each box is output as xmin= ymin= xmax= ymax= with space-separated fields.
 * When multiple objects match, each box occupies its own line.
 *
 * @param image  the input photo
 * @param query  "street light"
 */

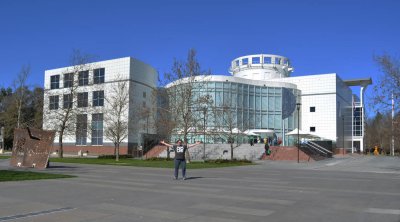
xmin=296 ymin=103 xmax=301 ymax=163
xmin=342 ymin=115 xmax=345 ymax=156
xmin=202 ymin=106 xmax=207 ymax=160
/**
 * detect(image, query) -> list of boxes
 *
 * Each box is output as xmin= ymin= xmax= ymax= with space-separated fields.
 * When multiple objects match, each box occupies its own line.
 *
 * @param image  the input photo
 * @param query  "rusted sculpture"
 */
xmin=10 ymin=127 xmax=56 ymax=169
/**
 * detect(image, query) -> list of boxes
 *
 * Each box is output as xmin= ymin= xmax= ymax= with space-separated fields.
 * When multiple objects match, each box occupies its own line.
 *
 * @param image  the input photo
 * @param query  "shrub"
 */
xmin=205 ymin=159 xmax=252 ymax=164
xmin=98 ymin=155 xmax=131 ymax=159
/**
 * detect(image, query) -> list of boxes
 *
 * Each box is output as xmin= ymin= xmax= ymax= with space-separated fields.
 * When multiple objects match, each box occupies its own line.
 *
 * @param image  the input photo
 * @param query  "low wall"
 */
xmin=263 ymin=146 xmax=316 ymax=162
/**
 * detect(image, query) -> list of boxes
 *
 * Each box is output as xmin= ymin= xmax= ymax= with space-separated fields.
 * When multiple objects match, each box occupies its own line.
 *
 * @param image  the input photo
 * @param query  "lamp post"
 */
xmin=342 ymin=115 xmax=345 ymax=156
xmin=296 ymin=103 xmax=301 ymax=163
xmin=202 ymin=106 xmax=207 ymax=160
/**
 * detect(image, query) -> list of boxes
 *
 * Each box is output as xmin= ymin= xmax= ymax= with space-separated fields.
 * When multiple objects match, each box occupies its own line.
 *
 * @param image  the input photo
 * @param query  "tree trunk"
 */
xmin=231 ymin=142 xmax=234 ymax=160
xmin=58 ymin=131 xmax=64 ymax=158
xmin=116 ymin=143 xmax=120 ymax=161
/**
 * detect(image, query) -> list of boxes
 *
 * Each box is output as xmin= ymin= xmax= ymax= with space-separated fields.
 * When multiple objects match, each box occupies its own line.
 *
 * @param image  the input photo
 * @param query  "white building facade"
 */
xmin=43 ymin=57 xmax=157 ymax=155
xmin=168 ymin=54 xmax=371 ymax=152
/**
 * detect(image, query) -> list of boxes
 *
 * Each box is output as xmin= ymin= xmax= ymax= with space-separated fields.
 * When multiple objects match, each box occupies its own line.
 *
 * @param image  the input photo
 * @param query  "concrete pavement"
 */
xmin=0 ymin=155 xmax=399 ymax=222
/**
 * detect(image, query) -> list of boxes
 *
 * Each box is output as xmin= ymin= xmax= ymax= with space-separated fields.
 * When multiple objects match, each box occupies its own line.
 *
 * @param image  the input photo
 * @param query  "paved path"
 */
xmin=0 ymin=155 xmax=399 ymax=222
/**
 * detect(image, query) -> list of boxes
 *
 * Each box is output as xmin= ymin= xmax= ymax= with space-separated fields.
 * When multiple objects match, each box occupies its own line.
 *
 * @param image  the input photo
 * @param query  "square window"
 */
xmin=50 ymin=75 xmax=60 ymax=89
xmin=310 ymin=107 xmax=316 ymax=112
xmin=93 ymin=68 xmax=105 ymax=84
xmin=63 ymin=73 xmax=73 ymax=88
xmin=49 ymin=95 xmax=59 ymax=110
xmin=275 ymin=58 xmax=281 ymax=65
xmin=242 ymin=58 xmax=248 ymax=65
xmin=78 ymin=71 xmax=89 ymax=86
xmin=93 ymin=91 xmax=104 ymax=107
xmin=77 ymin=92 xmax=88 ymax=107
xmin=252 ymin=57 xmax=260 ymax=64
xmin=264 ymin=57 xmax=271 ymax=64
xmin=63 ymin=94 xmax=73 ymax=109
xmin=235 ymin=60 xmax=240 ymax=66
xmin=310 ymin=127 xmax=316 ymax=132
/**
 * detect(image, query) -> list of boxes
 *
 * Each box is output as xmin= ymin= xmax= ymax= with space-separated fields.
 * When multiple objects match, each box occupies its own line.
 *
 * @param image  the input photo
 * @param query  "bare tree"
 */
xmin=103 ymin=77 xmax=130 ymax=161
xmin=370 ymin=54 xmax=400 ymax=154
xmin=44 ymin=50 xmax=93 ymax=158
xmin=371 ymin=54 xmax=400 ymax=111
xmin=13 ymin=65 xmax=30 ymax=128
xmin=162 ymin=49 xmax=210 ymax=161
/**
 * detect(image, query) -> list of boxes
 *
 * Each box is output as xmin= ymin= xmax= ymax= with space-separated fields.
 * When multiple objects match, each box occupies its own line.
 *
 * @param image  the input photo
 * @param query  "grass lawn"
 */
xmin=0 ymin=156 xmax=10 ymax=159
xmin=50 ymin=158 xmax=254 ymax=169
xmin=0 ymin=170 xmax=75 ymax=182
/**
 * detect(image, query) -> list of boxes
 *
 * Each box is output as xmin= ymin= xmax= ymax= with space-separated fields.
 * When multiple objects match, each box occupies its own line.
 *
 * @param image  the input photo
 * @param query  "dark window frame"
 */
xmin=76 ymin=114 xmax=87 ymax=145
xmin=49 ymin=95 xmax=59 ymax=110
xmin=93 ymin=91 xmax=104 ymax=107
xmin=50 ymin=75 xmax=60 ymax=89
xmin=63 ymin=73 xmax=74 ymax=88
xmin=91 ymin=113 xmax=103 ymax=145
xmin=63 ymin=94 xmax=73 ymax=109
xmin=310 ymin=127 xmax=316 ymax=132
xmin=93 ymin=68 xmax=105 ymax=84
xmin=78 ymin=71 xmax=89 ymax=86
xmin=310 ymin=106 xmax=316 ymax=112
xmin=77 ymin=92 xmax=88 ymax=108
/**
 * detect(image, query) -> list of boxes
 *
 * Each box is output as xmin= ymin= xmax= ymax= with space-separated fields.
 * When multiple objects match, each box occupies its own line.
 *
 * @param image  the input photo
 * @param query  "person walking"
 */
xmin=160 ymin=139 xmax=201 ymax=180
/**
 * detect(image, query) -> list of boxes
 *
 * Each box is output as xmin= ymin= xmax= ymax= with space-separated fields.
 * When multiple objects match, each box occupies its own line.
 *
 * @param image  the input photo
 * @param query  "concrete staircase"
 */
xmin=156 ymin=143 xmax=265 ymax=160
xmin=262 ymin=146 xmax=329 ymax=161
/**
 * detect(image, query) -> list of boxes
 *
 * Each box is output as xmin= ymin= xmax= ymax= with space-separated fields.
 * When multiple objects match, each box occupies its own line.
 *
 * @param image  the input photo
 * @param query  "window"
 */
xmin=252 ymin=57 xmax=260 ymax=64
xmin=93 ymin=68 xmax=105 ymax=84
xmin=63 ymin=94 xmax=73 ymax=109
xmin=77 ymin=92 xmax=88 ymax=107
xmin=310 ymin=127 xmax=316 ymax=132
xmin=50 ymin=75 xmax=60 ymax=89
xmin=63 ymin=73 xmax=73 ymax=88
xmin=143 ymin=101 xmax=146 ymax=108
xmin=91 ymin=113 xmax=103 ymax=145
xmin=310 ymin=107 xmax=316 ymax=112
xmin=49 ymin=95 xmax=59 ymax=110
xmin=93 ymin=91 xmax=104 ymax=107
xmin=275 ymin=58 xmax=281 ymax=65
xmin=235 ymin=60 xmax=240 ymax=66
xmin=78 ymin=71 xmax=89 ymax=86
xmin=242 ymin=58 xmax=248 ymax=65
xmin=143 ymin=92 xmax=146 ymax=98
xmin=263 ymin=57 xmax=271 ymax=64
xmin=76 ymin=114 xmax=87 ymax=145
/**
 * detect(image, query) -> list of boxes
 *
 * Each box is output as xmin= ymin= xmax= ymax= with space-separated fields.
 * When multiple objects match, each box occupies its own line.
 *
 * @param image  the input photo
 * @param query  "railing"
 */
xmin=302 ymin=141 xmax=333 ymax=158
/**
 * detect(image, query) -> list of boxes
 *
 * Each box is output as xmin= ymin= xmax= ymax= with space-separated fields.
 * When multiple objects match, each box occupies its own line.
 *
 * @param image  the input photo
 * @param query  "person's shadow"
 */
xmin=184 ymin=176 xmax=204 ymax=180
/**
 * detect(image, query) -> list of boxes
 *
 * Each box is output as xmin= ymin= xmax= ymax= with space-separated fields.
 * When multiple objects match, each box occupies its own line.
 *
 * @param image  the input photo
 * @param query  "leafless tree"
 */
xmin=13 ymin=65 xmax=30 ymax=128
xmin=161 ymin=49 xmax=211 ymax=161
xmin=369 ymin=54 xmax=400 ymax=154
xmin=371 ymin=54 xmax=400 ymax=111
xmin=103 ymin=77 xmax=130 ymax=161
xmin=44 ymin=50 xmax=93 ymax=158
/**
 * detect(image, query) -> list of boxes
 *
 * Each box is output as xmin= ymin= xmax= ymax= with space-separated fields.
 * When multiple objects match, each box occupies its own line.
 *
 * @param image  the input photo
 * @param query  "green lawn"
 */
xmin=50 ymin=158 xmax=254 ymax=169
xmin=0 ymin=170 xmax=75 ymax=182
xmin=0 ymin=156 xmax=10 ymax=159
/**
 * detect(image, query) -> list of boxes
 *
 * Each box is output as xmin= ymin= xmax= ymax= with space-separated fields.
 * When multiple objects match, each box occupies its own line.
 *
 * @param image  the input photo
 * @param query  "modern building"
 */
xmin=167 ymin=54 xmax=371 ymax=152
xmin=43 ymin=57 xmax=157 ymax=155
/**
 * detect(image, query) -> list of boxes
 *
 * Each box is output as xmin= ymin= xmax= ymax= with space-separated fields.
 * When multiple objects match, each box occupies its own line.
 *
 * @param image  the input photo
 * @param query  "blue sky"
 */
xmin=0 ymin=0 xmax=399 ymax=107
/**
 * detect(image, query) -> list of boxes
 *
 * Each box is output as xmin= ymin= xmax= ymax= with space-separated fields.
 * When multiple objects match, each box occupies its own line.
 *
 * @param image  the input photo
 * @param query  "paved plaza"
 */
xmin=0 ymin=155 xmax=399 ymax=222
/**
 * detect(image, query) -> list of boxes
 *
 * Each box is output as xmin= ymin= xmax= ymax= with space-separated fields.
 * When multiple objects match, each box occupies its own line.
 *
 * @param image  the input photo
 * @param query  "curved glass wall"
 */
xmin=170 ymin=81 xmax=300 ymax=145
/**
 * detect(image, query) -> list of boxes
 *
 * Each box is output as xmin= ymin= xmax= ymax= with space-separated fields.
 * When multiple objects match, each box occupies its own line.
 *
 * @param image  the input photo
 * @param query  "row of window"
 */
xmin=50 ymin=68 xmax=105 ymax=89
xmin=76 ymin=113 xmax=103 ymax=145
xmin=49 ymin=91 xmax=104 ymax=110
xmin=234 ymin=57 xmax=289 ymax=67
